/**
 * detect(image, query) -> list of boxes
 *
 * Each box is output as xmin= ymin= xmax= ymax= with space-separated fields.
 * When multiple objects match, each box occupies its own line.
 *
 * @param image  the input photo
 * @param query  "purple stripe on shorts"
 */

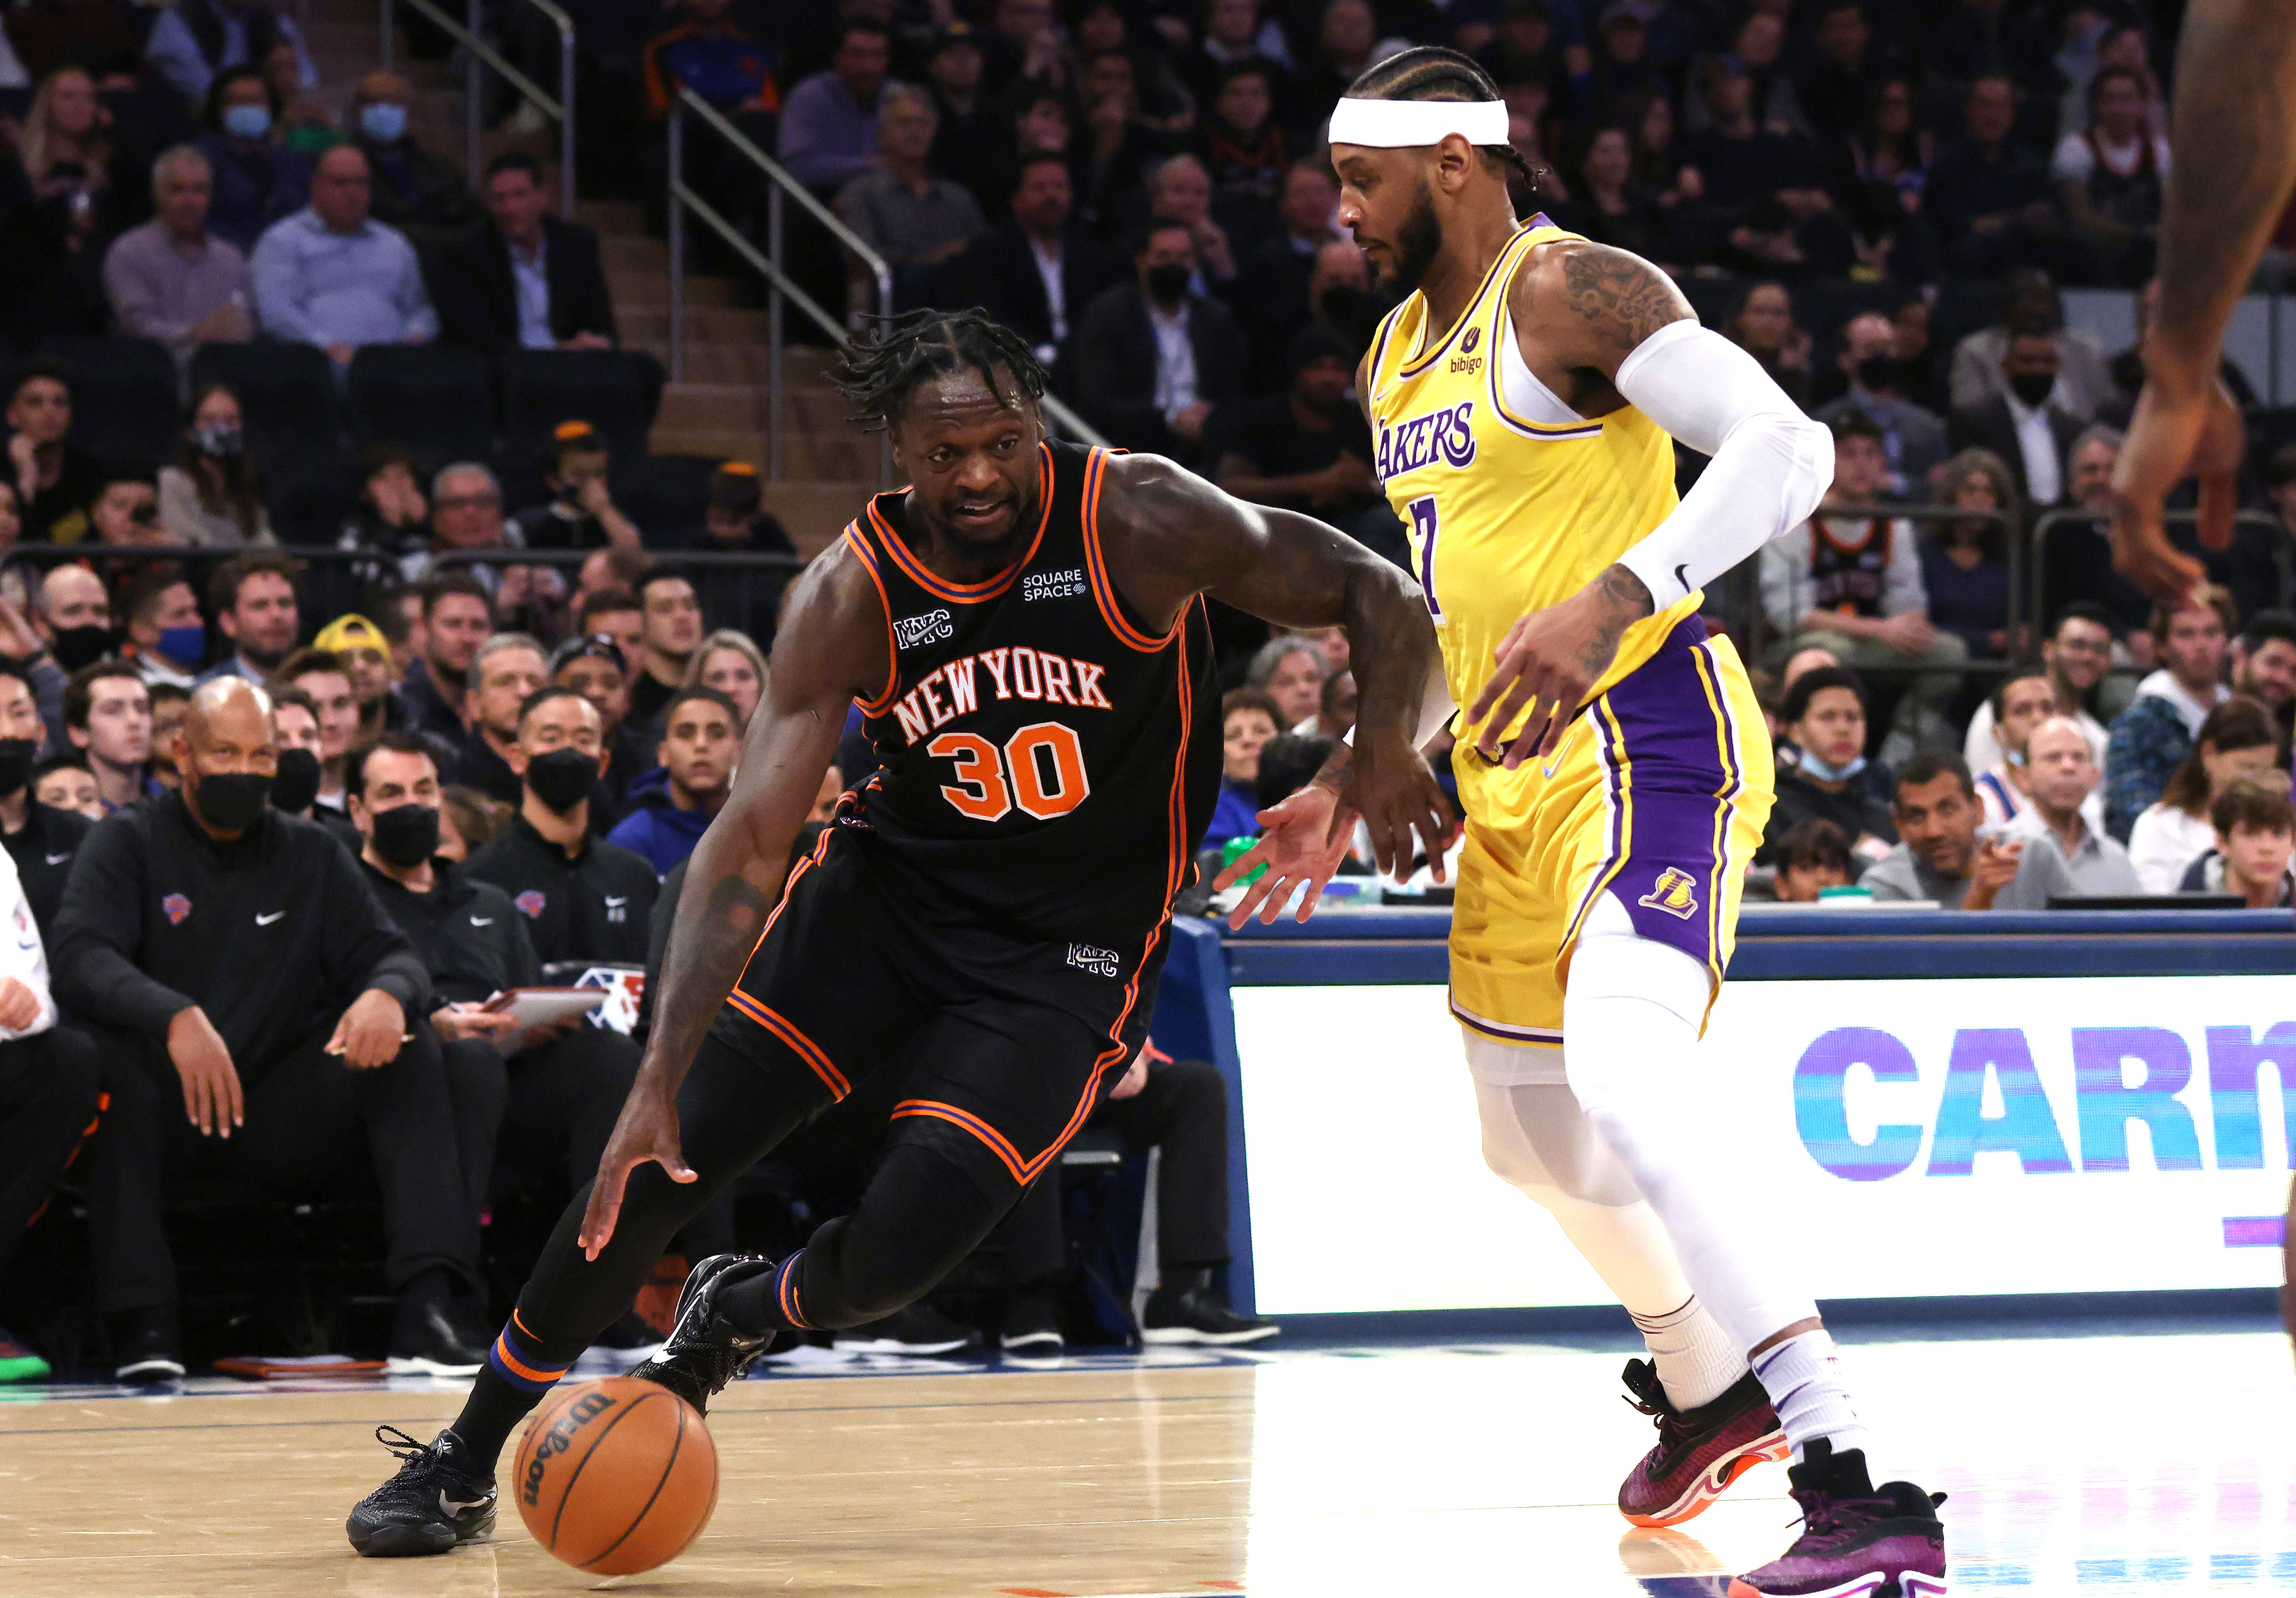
xmin=2223 ymin=1215 xmax=2287 ymax=1248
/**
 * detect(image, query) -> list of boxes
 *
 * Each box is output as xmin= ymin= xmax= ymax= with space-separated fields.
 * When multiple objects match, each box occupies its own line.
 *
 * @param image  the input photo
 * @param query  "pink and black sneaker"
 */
xmin=1729 ymin=1437 xmax=1948 ymax=1598
xmin=1617 ymin=1358 xmax=1789 ymax=1527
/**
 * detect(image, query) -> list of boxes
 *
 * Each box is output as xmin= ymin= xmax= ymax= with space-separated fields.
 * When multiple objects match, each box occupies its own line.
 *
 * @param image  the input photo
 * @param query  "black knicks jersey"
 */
xmin=834 ymin=440 xmax=1220 ymax=945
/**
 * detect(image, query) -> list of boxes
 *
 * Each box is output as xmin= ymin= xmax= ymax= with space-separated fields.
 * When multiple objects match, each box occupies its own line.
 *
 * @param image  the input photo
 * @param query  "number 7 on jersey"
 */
xmin=1408 ymin=495 xmax=1443 ymax=623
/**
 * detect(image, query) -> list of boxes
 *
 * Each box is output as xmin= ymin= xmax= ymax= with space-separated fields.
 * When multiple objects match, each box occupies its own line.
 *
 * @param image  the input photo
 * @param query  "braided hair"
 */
xmin=830 ymin=307 xmax=1050 ymax=432
xmin=1343 ymin=46 xmax=1543 ymax=198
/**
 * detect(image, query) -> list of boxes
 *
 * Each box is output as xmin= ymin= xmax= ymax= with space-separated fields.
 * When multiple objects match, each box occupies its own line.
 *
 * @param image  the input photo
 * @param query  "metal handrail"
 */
xmin=2024 ymin=507 xmax=2291 ymax=637
xmin=666 ymin=86 xmax=1106 ymax=488
xmin=379 ymin=0 xmax=576 ymax=217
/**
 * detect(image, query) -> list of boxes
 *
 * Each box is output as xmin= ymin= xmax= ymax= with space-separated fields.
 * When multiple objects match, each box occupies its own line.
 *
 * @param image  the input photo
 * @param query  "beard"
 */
xmin=1388 ymin=177 xmax=1444 ymax=292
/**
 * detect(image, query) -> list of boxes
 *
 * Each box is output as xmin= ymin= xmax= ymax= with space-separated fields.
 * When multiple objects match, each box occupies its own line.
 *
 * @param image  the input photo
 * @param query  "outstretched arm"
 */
xmin=2112 ymin=0 xmax=2296 ymax=601
xmin=1097 ymin=453 xmax=1451 ymax=883
xmin=579 ymin=545 xmax=890 ymax=1255
xmin=1468 ymin=242 xmax=1831 ymax=766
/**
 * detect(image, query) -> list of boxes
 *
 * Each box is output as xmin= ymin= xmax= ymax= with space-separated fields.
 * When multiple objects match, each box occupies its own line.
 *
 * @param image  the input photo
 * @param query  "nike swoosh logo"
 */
xmin=255 ymin=911 xmax=284 ymax=926
xmin=469 ymin=916 xmax=494 ymax=926
xmin=43 ymin=852 xmax=66 ymax=864
xmin=1673 ymin=562 xmax=1691 ymax=595
xmin=439 ymin=1490 xmax=490 ymax=1516
xmin=603 ymin=896 xmax=628 ymax=907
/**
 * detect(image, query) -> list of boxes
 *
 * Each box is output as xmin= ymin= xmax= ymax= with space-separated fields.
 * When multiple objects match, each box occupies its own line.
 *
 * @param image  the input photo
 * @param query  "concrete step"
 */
xmin=656 ymin=382 xmax=846 ymax=432
xmin=629 ymin=340 xmax=844 ymax=386
xmin=580 ymin=199 xmax=647 ymax=235
xmin=602 ymin=235 xmax=668 ymax=272
xmin=609 ymin=270 xmax=731 ymax=308
xmin=759 ymin=481 xmax=877 ymax=561
xmin=651 ymin=424 xmax=879 ymax=481
xmin=620 ymin=305 xmax=773 ymax=344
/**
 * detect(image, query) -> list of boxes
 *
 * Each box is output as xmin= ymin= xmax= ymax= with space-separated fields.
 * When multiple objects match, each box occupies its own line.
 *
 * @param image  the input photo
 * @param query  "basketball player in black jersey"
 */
xmin=347 ymin=310 xmax=1453 ymax=1556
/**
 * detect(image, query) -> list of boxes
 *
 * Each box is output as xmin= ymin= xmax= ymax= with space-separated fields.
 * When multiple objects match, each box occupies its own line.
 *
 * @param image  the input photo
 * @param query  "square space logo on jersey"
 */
xmin=894 ymin=608 xmax=954 ymax=650
xmin=1375 ymin=400 xmax=1477 ymax=482
xmin=1023 ymin=568 xmax=1086 ymax=602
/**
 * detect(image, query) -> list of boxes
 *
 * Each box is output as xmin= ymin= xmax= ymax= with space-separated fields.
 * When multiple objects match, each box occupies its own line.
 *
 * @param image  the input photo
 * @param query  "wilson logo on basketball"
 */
xmin=520 ymin=1391 xmax=613 ymax=1505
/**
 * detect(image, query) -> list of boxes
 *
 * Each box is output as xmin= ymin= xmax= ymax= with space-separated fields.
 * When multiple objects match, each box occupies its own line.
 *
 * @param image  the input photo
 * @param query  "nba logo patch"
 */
xmin=162 ymin=893 xmax=191 ymax=925
xmin=515 ymin=890 xmax=546 ymax=918
xmin=1638 ymin=868 xmax=1700 ymax=920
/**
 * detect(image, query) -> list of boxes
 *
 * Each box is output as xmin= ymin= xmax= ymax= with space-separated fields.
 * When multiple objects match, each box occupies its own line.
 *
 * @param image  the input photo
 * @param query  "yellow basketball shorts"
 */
xmin=1447 ymin=616 xmax=1774 ymax=1050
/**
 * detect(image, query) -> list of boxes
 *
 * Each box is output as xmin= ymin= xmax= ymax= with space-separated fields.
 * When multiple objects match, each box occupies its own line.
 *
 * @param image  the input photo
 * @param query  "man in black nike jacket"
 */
xmin=56 ymin=680 xmax=488 ymax=1382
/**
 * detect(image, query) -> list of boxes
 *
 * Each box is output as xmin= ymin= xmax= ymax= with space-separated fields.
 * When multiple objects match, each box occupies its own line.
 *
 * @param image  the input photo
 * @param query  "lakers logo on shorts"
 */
xmin=1638 ymin=868 xmax=1700 ymax=920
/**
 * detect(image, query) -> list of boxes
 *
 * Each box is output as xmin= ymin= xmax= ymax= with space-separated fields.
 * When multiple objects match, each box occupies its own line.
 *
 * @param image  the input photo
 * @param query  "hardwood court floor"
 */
xmin=0 ymin=1327 xmax=2289 ymax=1597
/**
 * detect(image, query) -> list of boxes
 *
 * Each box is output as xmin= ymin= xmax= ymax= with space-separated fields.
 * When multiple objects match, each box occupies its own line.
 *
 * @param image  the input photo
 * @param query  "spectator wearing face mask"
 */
xmin=549 ymin=633 xmax=646 ymax=824
xmin=122 ymin=568 xmax=206 ymax=691
xmin=2180 ymin=775 xmax=2296 ymax=907
xmin=1996 ymin=715 xmax=2141 ymax=902
xmin=1758 ymin=667 xmax=1895 ymax=865
xmin=510 ymin=423 xmax=640 ymax=554
xmin=29 ymin=566 xmax=116 ymax=756
xmin=347 ymin=732 xmax=655 ymax=1350
xmin=267 ymin=683 xmax=333 ymax=829
xmin=346 ymin=70 xmax=480 ymax=237
xmin=158 ymin=383 xmax=271 ymax=548
xmin=448 ymin=633 xmax=549 ymax=806
xmin=1769 ymin=818 xmax=1853 ymax=902
xmin=193 ymin=66 xmax=315 ymax=256
xmin=275 ymin=648 xmax=361 ymax=819
xmin=0 ymin=660 xmax=91 ymax=938
xmin=1863 ymin=752 xmax=2024 ymax=910
xmin=461 ymin=686 xmax=657 ymax=966
xmin=196 ymin=552 xmax=302 ymax=685
xmin=60 ymin=678 xmax=480 ymax=1384
xmin=63 ymin=661 xmax=155 ymax=814
xmin=1073 ymin=221 xmax=1247 ymax=466
xmin=606 ymin=686 xmax=739 ymax=875
xmin=32 ymin=755 xmax=100 ymax=821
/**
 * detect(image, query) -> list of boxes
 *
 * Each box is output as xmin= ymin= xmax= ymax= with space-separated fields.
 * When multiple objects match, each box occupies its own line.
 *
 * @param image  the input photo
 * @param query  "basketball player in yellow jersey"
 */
xmin=1221 ymin=48 xmax=1949 ymax=1598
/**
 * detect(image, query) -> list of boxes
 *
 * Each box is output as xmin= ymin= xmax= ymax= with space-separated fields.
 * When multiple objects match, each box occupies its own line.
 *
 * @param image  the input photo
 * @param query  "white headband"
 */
xmin=1327 ymin=97 xmax=1508 ymax=149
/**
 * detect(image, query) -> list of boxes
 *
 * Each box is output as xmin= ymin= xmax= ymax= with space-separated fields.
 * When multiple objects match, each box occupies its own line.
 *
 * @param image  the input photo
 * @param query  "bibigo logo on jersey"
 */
xmin=1374 ymin=400 xmax=1476 ymax=482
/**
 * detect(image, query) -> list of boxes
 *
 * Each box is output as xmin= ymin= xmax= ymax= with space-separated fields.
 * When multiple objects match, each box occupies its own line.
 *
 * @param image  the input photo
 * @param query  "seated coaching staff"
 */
xmin=463 ymin=686 xmax=656 ymax=966
xmin=58 ymin=680 xmax=487 ymax=1382
xmin=349 ymin=732 xmax=644 ymax=1218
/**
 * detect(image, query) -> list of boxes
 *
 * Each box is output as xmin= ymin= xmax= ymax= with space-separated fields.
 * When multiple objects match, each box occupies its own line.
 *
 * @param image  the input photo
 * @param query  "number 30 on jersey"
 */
xmin=929 ymin=722 xmax=1090 ymax=822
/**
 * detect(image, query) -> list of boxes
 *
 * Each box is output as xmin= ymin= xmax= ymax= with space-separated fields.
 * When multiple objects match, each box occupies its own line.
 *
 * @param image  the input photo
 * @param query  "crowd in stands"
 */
xmin=3 ymin=0 xmax=2296 ymax=1381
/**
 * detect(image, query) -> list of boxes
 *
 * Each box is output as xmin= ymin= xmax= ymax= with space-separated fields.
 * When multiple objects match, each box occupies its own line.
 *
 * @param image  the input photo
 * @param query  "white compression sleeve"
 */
xmin=1609 ymin=320 xmax=1836 ymax=612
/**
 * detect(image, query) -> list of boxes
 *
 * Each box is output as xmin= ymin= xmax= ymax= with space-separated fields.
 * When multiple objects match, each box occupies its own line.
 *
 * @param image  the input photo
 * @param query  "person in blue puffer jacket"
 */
xmin=604 ymin=686 xmax=740 ymax=875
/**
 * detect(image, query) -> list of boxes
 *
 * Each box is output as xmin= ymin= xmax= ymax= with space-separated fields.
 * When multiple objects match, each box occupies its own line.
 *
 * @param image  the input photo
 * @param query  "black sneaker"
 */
xmin=1139 ymin=1270 xmax=1279 ymax=1345
xmin=345 ymin=1425 xmax=497 ymax=1557
xmin=999 ymin=1293 xmax=1065 ymax=1353
xmin=1616 ymin=1360 xmax=1787 ymax=1528
xmin=629 ymin=1253 xmax=777 ymax=1416
xmin=386 ymin=1301 xmax=489 ymax=1377
xmin=1728 ymin=1438 xmax=1947 ymax=1597
xmin=110 ymin=1308 xmax=185 ymax=1384
xmin=832 ymin=1302 xmax=982 ymax=1356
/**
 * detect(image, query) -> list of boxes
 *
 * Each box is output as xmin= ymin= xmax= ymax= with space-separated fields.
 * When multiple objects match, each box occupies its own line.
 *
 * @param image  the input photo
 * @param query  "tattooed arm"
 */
xmin=578 ymin=545 xmax=890 ymax=1255
xmin=1097 ymin=452 xmax=1452 ymax=888
xmin=1467 ymin=241 xmax=1830 ymax=767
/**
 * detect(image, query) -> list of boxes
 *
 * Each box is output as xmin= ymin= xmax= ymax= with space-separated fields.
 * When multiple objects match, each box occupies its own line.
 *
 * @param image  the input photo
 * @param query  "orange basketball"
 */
xmin=512 ymin=1376 xmax=719 ymax=1575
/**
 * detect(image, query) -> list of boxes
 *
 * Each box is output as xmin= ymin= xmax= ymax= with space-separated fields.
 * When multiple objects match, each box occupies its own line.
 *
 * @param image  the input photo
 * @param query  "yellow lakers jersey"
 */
xmin=1365 ymin=217 xmax=1699 ymax=742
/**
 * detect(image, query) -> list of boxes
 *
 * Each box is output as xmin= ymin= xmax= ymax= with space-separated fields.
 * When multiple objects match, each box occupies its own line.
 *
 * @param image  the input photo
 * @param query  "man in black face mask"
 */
xmin=1072 ymin=221 xmax=1246 ymax=466
xmin=462 ymin=686 xmax=656 ymax=967
xmin=0 ymin=659 xmax=91 ymax=939
xmin=1814 ymin=311 xmax=1945 ymax=496
xmin=1947 ymin=320 xmax=2089 ymax=508
xmin=56 ymin=679 xmax=485 ymax=1382
xmin=350 ymin=734 xmax=659 ymax=1334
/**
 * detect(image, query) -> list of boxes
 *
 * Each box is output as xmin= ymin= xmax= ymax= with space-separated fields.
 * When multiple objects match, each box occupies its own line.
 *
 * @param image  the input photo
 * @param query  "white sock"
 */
xmin=1751 ymin=1328 xmax=1871 ymax=1469
xmin=1630 ymin=1295 xmax=1745 ymax=1412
